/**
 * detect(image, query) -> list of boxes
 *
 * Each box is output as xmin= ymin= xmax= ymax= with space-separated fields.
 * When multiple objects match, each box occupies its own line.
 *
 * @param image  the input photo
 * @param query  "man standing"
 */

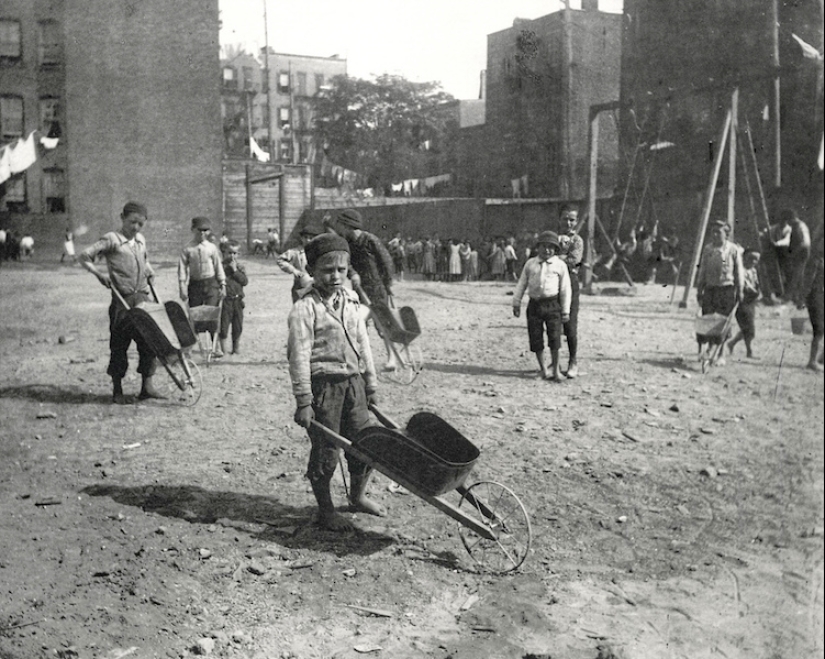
xmin=79 ymin=201 xmax=164 ymax=403
xmin=557 ymin=205 xmax=584 ymax=378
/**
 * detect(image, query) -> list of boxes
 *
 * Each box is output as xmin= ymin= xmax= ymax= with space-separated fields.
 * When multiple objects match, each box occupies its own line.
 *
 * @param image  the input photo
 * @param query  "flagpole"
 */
xmin=263 ymin=0 xmax=274 ymax=162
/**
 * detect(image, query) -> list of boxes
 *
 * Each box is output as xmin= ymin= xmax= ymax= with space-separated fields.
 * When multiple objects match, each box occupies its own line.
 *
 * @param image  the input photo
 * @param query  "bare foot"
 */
xmin=317 ymin=511 xmax=356 ymax=531
xmin=349 ymin=496 xmax=385 ymax=517
xmin=545 ymin=374 xmax=563 ymax=383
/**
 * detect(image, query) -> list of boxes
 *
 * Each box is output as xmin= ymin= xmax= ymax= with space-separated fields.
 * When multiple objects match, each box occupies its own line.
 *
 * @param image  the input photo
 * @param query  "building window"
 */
xmin=222 ymin=67 xmax=236 ymax=90
xmin=314 ymin=73 xmax=325 ymax=94
xmin=39 ymin=96 xmax=61 ymax=137
xmin=278 ymin=72 xmax=290 ymax=93
xmin=0 ymin=20 xmax=21 ymax=63
xmin=242 ymin=66 xmax=254 ymax=90
xmin=279 ymin=139 xmax=291 ymax=161
xmin=42 ymin=168 xmax=66 ymax=212
xmin=279 ymin=106 xmax=290 ymax=129
xmin=299 ymin=139 xmax=312 ymax=164
xmin=0 ymin=95 xmax=24 ymax=140
xmin=296 ymin=72 xmax=307 ymax=96
xmin=1 ymin=174 xmax=27 ymax=212
xmin=37 ymin=20 xmax=62 ymax=66
xmin=296 ymin=105 xmax=306 ymax=131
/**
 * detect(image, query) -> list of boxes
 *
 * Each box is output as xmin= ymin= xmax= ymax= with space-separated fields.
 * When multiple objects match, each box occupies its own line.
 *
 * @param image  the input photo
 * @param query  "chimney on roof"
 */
xmin=582 ymin=0 xmax=599 ymax=10
xmin=479 ymin=70 xmax=486 ymax=100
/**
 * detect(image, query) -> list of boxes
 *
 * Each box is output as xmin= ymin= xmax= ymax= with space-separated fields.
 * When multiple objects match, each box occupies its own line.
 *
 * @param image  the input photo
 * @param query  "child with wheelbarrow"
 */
xmin=287 ymin=234 xmax=385 ymax=531
xmin=78 ymin=201 xmax=166 ymax=404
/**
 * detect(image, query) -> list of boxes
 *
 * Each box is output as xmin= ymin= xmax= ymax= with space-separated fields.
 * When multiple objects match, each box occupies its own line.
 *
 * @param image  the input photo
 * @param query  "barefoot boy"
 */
xmin=512 ymin=231 xmax=571 ymax=381
xmin=287 ymin=234 xmax=384 ymax=530
xmin=728 ymin=248 xmax=762 ymax=359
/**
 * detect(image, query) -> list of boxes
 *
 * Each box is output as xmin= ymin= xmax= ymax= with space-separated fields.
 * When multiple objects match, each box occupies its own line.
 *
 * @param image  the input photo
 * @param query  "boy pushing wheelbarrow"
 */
xmin=695 ymin=220 xmax=743 ymax=369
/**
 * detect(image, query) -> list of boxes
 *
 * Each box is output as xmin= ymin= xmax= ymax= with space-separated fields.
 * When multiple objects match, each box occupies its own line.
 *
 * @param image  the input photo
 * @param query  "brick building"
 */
xmin=480 ymin=3 xmax=622 ymax=200
xmin=0 ymin=0 xmax=222 ymax=255
xmin=257 ymin=51 xmax=347 ymax=165
xmin=618 ymin=0 xmax=823 ymax=248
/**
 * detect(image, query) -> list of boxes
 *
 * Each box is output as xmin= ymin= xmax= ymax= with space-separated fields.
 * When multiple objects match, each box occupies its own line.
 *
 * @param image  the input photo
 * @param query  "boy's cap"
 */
xmin=336 ymin=208 xmax=363 ymax=230
xmin=191 ymin=217 xmax=211 ymax=231
xmin=305 ymin=234 xmax=350 ymax=269
xmin=122 ymin=201 xmax=147 ymax=218
xmin=710 ymin=219 xmax=730 ymax=232
xmin=536 ymin=231 xmax=560 ymax=248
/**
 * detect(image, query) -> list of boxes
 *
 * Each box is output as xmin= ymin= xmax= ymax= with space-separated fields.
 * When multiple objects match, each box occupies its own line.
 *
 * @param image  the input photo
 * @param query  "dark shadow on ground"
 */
xmin=423 ymin=361 xmax=533 ymax=378
xmin=82 ymin=482 xmax=395 ymax=558
xmin=0 ymin=383 xmax=111 ymax=405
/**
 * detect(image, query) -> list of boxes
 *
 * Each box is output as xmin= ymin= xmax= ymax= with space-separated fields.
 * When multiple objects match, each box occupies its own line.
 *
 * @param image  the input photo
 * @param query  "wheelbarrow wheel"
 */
xmin=457 ymin=481 xmax=532 ymax=573
xmin=374 ymin=338 xmax=423 ymax=386
xmin=158 ymin=354 xmax=203 ymax=407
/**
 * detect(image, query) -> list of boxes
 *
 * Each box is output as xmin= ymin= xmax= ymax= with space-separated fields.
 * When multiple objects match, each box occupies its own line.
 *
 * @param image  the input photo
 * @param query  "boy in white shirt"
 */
xmin=512 ymin=231 xmax=571 ymax=381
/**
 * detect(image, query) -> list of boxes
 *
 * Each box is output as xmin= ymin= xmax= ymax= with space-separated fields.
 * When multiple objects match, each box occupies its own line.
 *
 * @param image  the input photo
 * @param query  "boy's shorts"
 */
xmin=306 ymin=374 xmax=372 ymax=481
xmin=808 ymin=292 xmax=824 ymax=338
xmin=526 ymin=296 xmax=562 ymax=353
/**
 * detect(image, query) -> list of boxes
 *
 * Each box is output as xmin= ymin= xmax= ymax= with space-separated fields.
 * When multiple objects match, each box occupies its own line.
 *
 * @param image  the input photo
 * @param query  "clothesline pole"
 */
xmin=679 ymin=107 xmax=732 ymax=309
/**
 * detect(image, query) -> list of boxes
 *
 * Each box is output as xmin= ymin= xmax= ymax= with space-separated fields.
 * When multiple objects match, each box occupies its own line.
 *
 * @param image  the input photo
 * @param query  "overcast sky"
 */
xmin=219 ymin=0 xmax=624 ymax=100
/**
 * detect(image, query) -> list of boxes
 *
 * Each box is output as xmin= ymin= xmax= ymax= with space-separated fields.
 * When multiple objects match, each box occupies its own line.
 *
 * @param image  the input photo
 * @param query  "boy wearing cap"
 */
xmin=288 ymin=233 xmax=384 ymax=531
xmin=696 ymin=220 xmax=744 ymax=363
xmin=324 ymin=208 xmax=398 ymax=370
xmin=218 ymin=240 xmax=248 ymax=356
xmin=79 ymin=201 xmax=164 ymax=403
xmin=558 ymin=205 xmax=584 ymax=378
xmin=728 ymin=248 xmax=761 ymax=359
xmin=277 ymin=224 xmax=321 ymax=302
xmin=178 ymin=217 xmax=226 ymax=356
xmin=512 ymin=231 xmax=572 ymax=381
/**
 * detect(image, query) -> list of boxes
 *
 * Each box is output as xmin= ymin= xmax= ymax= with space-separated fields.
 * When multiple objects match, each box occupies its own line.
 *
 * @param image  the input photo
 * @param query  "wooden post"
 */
xmin=679 ymin=108 xmax=732 ymax=308
xmin=245 ymin=164 xmax=253 ymax=252
xmin=771 ymin=0 xmax=782 ymax=190
xmin=727 ymin=88 xmax=738 ymax=239
xmin=584 ymin=107 xmax=600 ymax=291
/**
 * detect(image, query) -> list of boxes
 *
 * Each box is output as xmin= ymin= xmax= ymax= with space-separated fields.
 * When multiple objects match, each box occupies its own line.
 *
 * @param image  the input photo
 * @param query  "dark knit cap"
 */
xmin=305 ymin=233 xmax=350 ymax=269
xmin=122 ymin=201 xmax=148 ymax=218
xmin=191 ymin=216 xmax=211 ymax=231
xmin=536 ymin=231 xmax=560 ymax=248
xmin=336 ymin=208 xmax=363 ymax=230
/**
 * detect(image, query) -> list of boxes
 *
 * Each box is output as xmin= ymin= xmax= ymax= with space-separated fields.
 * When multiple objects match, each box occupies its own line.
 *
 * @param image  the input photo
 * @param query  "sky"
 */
xmin=219 ymin=0 xmax=623 ymax=100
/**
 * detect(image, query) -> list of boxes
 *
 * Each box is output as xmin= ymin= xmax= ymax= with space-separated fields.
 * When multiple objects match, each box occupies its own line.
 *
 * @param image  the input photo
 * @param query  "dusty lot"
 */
xmin=0 ymin=256 xmax=823 ymax=659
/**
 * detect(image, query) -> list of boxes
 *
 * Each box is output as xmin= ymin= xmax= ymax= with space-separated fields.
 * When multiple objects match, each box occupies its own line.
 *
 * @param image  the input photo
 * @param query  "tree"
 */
xmin=313 ymin=74 xmax=457 ymax=193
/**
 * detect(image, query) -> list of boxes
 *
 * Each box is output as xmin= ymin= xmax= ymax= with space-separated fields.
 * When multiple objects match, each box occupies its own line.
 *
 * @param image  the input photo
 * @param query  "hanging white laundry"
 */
xmin=249 ymin=136 xmax=270 ymax=162
xmin=39 ymin=135 xmax=60 ymax=150
xmin=0 ymin=146 xmax=11 ymax=184
xmin=391 ymin=182 xmax=403 ymax=193
xmin=9 ymin=132 xmax=37 ymax=174
xmin=511 ymin=178 xmax=521 ymax=198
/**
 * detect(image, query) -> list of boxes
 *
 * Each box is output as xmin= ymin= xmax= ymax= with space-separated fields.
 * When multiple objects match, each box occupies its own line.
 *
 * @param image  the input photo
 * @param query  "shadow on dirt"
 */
xmin=81 ymin=483 xmax=395 ymax=558
xmin=423 ymin=361 xmax=533 ymax=378
xmin=0 ymin=383 xmax=111 ymax=405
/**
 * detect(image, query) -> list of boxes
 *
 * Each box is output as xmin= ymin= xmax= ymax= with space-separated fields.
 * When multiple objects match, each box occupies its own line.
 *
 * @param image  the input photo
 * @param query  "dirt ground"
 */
xmin=0 ymin=255 xmax=823 ymax=659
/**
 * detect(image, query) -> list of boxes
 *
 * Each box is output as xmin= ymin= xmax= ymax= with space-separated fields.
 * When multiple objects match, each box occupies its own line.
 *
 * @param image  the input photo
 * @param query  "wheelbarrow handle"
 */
xmin=110 ymin=286 xmax=131 ymax=311
xmin=148 ymin=280 xmax=160 ymax=303
xmin=368 ymin=403 xmax=401 ymax=430
xmin=354 ymin=283 xmax=372 ymax=307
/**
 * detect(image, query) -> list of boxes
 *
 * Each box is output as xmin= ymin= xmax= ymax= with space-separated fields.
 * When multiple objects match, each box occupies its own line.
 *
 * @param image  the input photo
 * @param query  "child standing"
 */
xmin=803 ymin=237 xmax=824 ymax=371
xmin=728 ymin=249 xmax=761 ymax=358
xmin=277 ymin=225 xmax=320 ymax=302
xmin=219 ymin=240 xmax=248 ymax=356
xmin=287 ymin=234 xmax=384 ymax=531
xmin=512 ymin=231 xmax=571 ymax=381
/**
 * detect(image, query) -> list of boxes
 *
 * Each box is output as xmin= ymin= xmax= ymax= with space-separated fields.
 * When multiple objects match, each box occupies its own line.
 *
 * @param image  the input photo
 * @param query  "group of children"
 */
xmin=693 ymin=216 xmax=824 ymax=371
xmin=80 ymin=201 xmax=823 ymax=534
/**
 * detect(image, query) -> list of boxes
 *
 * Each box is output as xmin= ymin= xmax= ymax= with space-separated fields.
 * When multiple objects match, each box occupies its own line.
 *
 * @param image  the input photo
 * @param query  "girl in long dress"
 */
xmin=448 ymin=239 xmax=462 ymax=282
xmin=421 ymin=237 xmax=436 ymax=280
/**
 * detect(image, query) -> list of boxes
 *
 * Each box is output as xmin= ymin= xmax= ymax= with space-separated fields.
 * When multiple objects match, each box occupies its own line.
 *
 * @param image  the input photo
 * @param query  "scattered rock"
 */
xmin=36 ymin=411 xmax=57 ymax=419
xmin=669 ymin=403 xmax=680 ymax=412
xmin=192 ymin=637 xmax=215 ymax=655
xmin=699 ymin=466 xmax=718 ymax=478
xmin=246 ymin=562 xmax=266 ymax=575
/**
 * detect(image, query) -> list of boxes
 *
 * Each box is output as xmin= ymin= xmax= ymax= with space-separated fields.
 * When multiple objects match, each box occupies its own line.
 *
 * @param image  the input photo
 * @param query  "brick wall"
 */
xmin=64 ymin=0 xmax=223 ymax=257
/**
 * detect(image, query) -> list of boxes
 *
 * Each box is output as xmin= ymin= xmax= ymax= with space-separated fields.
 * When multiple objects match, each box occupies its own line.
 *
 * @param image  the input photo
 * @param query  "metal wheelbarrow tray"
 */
xmin=310 ymin=405 xmax=532 ymax=573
